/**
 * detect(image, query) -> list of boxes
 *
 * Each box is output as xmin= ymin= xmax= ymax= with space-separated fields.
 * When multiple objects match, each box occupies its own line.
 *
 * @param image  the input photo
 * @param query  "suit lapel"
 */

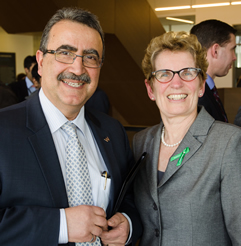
xmin=26 ymin=94 xmax=68 ymax=208
xmin=85 ymin=111 xmax=120 ymax=217
xmin=159 ymin=132 xmax=202 ymax=187
xmin=145 ymin=124 xmax=162 ymax=203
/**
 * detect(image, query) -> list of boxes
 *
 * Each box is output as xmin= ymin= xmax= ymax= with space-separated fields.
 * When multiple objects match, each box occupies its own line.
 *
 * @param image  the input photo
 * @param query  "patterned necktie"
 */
xmin=61 ymin=121 xmax=101 ymax=246
xmin=212 ymin=86 xmax=228 ymax=122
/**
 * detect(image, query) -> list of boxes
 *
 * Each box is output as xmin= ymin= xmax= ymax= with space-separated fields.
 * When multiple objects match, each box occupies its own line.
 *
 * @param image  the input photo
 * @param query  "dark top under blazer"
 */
xmin=0 ymin=91 xmax=142 ymax=246
xmin=198 ymin=82 xmax=227 ymax=122
xmin=133 ymin=107 xmax=241 ymax=246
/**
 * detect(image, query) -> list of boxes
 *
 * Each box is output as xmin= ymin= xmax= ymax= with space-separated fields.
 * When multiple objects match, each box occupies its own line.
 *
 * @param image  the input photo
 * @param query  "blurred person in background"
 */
xmin=9 ymin=55 xmax=36 ymax=102
xmin=190 ymin=20 xmax=237 ymax=122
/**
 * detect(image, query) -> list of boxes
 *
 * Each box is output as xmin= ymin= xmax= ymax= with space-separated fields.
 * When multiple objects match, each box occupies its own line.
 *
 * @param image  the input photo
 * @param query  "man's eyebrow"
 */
xmin=56 ymin=45 xmax=77 ymax=52
xmin=83 ymin=49 xmax=100 ymax=58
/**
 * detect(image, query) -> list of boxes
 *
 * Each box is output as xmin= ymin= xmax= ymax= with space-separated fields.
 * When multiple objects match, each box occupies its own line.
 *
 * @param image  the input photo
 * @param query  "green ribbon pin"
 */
xmin=170 ymin=147 xmax=190 ymax=166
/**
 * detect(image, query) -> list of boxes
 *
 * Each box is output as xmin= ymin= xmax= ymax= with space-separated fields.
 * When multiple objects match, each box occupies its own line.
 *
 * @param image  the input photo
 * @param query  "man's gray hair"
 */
xmin=39 ymin=7 xmax=105 ymax=60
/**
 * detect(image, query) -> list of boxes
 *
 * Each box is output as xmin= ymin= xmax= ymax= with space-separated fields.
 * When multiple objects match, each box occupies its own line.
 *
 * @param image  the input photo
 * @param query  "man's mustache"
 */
xmin=57 ymin=72 xmax=91 ymax=84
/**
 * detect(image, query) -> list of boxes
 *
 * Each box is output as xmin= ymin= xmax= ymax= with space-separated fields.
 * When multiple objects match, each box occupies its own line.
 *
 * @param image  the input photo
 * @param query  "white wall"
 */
xmin=0 ymin=27 xmax=34 ymax=80
xmin=163 ymin=24 xmax=194 ymax=32
xmin=150 ymin=1 xmax=241 ymax=88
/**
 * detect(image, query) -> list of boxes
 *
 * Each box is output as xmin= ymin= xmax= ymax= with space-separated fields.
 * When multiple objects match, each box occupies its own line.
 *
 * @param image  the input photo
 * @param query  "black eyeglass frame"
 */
xmin=44 ymin=49 xmax=103 ymax=68
xmin=149 ymin=67 xmax=202 ymax=83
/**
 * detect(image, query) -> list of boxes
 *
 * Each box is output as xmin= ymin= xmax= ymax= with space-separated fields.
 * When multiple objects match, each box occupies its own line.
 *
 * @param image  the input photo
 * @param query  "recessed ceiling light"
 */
xmin=166 ymin=17 xmax=194 ymax=24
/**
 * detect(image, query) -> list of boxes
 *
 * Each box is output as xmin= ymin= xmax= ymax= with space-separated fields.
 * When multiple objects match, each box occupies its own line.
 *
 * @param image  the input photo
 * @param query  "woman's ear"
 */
xmin=145 ymin=79 xmax=155 ymax=101
xmin=199 ymin=80 xmax=206 ymax=97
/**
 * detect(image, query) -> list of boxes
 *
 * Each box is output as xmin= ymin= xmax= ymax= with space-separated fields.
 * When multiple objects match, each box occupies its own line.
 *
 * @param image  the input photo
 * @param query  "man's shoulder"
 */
xmin=0 ymin=101 xmax=28 ymax=130
xmin=0 ymin=100 xmax=26 ymax=114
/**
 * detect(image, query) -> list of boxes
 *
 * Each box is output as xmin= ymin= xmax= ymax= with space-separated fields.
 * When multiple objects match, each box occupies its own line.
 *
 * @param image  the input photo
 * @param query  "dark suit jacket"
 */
xmin=234 ymin=106 xmax=241 ymax=127
xmin=198 ymin=82 xmax=228 ymax=122
xmin=9 ymin=78 xmax=28 ymax=102
xmin=0 ymin=92 xmax=142 ymax=246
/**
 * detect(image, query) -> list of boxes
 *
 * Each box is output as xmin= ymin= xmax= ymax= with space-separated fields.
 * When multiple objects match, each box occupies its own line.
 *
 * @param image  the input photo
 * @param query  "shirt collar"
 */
xmin=25 ymin=76 xmax=34 ymax=89
xmin=206 ymin=74 xmax=215 ymax=90
xmin=39 ymin=88 xmax=86 ymax=136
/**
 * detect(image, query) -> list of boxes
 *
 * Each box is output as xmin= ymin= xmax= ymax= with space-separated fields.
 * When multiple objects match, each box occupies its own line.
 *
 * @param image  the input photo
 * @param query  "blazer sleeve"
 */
xmin=0 ymin=206 xmax=61 ymax=245
xmin=220 ymin=129 xmax=241 ymax=245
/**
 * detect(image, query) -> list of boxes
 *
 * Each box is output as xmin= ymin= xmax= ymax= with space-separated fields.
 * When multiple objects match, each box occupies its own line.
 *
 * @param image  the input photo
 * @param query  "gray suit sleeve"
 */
xmin=220 ymin=130 xmax=241 ymax=245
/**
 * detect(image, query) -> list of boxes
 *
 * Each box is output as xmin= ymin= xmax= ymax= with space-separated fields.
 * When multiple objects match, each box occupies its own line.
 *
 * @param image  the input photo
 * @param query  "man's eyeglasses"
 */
xmin=44 ymin=50 xmax=103 ymax=68
xmin=149 ymin=67 xmax=202 ymax=83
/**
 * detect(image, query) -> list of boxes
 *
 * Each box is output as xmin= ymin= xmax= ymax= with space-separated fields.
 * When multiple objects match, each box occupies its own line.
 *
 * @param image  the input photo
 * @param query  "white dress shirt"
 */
xmin=39 ymin=89 xmax=132 ymax=244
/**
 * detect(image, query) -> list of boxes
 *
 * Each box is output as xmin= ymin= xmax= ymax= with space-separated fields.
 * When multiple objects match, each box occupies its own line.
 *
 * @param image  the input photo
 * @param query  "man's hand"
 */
xmin=100 ymin=212 xmax=130 ymax=246
xmin=65 ymin=205 xmax=107 ymax=243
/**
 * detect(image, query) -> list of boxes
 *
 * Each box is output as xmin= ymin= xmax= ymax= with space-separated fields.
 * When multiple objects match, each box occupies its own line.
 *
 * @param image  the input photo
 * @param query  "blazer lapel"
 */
xmin=26 ymin=94 xmax=68 ymax=208
xmin=159 ymin=132 xmax=202 ymax=187
xmin=159 ymin=107 xmax=215 ymax=188
xmin=145 ymin=124 xmax=162 ymax=203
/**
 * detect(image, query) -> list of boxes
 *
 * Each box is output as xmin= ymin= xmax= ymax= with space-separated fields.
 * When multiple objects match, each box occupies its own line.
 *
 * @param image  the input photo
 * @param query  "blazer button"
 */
xmin=155 ymin=228 xmax=160 ymax=237
xmin=152 ymin=202 xmax=158 ymax=210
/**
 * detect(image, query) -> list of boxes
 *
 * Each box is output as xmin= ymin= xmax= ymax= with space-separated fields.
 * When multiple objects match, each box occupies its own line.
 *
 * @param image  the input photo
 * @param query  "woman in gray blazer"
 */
xmin=133 ymin=31 xmax=241 ymax=246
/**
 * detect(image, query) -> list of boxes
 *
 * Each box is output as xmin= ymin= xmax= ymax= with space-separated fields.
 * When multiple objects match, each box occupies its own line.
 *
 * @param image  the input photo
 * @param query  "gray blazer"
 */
xmin=133 ymin=107 xmax=241 ymax=246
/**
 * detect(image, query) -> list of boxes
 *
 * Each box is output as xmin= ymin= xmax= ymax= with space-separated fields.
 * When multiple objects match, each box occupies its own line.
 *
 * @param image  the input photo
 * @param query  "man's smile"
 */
xmin=62 ymin=80 xmax=85 ymax=87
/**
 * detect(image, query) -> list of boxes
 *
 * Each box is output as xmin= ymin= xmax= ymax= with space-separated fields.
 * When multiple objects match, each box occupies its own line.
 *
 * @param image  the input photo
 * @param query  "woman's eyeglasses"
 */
xmin=149 ymin=67 xmax=202 ymax=83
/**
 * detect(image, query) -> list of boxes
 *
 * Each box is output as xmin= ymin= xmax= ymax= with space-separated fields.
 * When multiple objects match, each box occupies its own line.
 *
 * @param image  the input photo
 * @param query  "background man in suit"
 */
xmin=85 ymin=86 xmax=110 ymax=114
xmin=0 ymin=7 xmax=142 ymax=246
xmin=190 ymin=19 xmax=237 ymax=122
xmin=9 ymin=55 xmax=37 ymax=102
xmin=31 ymin=63 xmax=41 ymax=89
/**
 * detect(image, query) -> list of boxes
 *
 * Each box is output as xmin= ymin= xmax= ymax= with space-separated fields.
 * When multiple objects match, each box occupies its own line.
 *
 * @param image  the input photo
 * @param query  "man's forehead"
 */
xmin=228 ymin=34 xmax=236 ymax=49
xmin=48 ymin=20 xmax=102 ymax=51
xmin=229 ymin=33 xmax=236 ymax=43
xmin=49 ymin=20 xmax=100 ymax=40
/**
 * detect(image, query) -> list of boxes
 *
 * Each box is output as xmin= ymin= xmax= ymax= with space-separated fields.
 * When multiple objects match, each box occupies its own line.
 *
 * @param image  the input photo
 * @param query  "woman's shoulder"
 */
xmin=134 ymin=123 xmax=161 ymax=142
xmin=213 ymin=121 xmax=241 ymax=134
xmin=206 ymin=121 xmax=241 ymax=145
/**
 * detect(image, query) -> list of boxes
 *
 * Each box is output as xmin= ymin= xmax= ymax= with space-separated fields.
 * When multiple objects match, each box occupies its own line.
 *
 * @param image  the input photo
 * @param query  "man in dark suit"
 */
xmin=0 ymin=7 xmax=142 ymax=246
xmin=190 ymin=20 xmax=237 ymax=122
xmin=9 ymin=55 xmax=37 ymax=102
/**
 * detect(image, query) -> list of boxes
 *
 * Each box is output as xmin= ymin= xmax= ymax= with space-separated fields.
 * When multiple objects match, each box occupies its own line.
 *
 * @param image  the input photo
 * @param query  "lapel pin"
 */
xmin=171 ymin=147 xmax=190 ymax=166
xmin=104 ymin=137 xmax=110 ymax=142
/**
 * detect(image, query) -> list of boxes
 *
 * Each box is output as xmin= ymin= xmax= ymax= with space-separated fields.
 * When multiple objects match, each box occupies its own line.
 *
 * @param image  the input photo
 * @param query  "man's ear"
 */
xmin=210 ymin=43 xmax=219 ymax=59
xmin=36 ymin=50 xmax=44 ymax=76
xmin=145 ymin=79 xmax=155 ymax=101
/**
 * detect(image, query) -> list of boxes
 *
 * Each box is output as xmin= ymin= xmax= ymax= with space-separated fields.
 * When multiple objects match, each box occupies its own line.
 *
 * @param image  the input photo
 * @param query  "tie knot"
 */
xmin=61 ymin=121 xmax=78 ymax=139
